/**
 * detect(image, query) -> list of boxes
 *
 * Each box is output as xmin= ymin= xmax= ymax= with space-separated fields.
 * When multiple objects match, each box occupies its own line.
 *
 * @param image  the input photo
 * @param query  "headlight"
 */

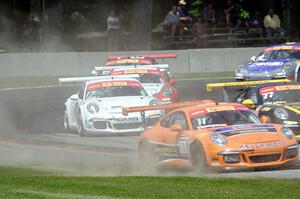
xmin=274 ymin=108 xmax=289 ymax=120
xmin=236 ymin=65 xmax=247 ymax=74
xmin=280 ymin=127 xmax=294 ymax=140
xmin=87 ymin=103 xmax=100 ymax=114
xmin=149 ymin=99 xmax=160 ymax=105
xmin=282 ymin=62 xmax=293 ymax=70
xmin=210 ymin=133 xmax=227 ymax=146
xmin=162 ymin=87 xmax=173 ymax=97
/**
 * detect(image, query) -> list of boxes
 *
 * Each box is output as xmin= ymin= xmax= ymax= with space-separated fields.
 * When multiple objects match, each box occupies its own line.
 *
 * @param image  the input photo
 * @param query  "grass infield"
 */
xmin=0 ymin=166 xmax=299 ymax=199
xmin=0 ymin=72 xmax=234 ymax=89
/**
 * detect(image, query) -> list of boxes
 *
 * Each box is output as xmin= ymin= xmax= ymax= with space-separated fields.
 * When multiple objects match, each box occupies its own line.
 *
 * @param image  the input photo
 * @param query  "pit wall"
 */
xmin=0 ymin=47 xmax=262 ymax=77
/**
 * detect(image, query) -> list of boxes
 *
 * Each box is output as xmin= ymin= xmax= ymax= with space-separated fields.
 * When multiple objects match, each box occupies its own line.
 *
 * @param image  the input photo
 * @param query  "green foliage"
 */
xmin=190 ymin=0 xmax=204 ymax=17
xmin=239 ymin=8 xmax=250 ymax=19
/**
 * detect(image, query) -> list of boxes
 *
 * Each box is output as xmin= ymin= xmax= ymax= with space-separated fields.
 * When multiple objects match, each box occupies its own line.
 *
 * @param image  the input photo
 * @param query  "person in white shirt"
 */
xmin=263 ymin=8 xmax=285 ymax=37
xmin=107 ymin=8 xmax=120 ymax=50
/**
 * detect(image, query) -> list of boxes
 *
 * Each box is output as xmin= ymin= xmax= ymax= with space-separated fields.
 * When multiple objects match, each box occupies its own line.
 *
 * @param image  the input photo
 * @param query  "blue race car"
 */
xmin=235 ymin=43 xmax=300 ymax=81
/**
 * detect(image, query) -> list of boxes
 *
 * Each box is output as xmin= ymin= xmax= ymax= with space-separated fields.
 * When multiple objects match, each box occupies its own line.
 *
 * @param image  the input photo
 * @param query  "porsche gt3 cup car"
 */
xmin=59 ymin=75 xmax=163 ymax=136
xmin=206 ymin=79 xmax=300 ymax=141
xmin=123 ymin=101 xmax=298 ymax=171
xmin=109 ymin=68 xmax=178 ymax=103
xmin=235 ymin=43 xmax=300 ymax=81
xmin=91 ymin=54 xmax=177 ymax=85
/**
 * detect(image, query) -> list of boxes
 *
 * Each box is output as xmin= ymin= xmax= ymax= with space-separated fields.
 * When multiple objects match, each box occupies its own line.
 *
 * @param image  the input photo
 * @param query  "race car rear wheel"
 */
xmin=190 ymin=142 xmax=208 ymax=173
xmin=138 ymin=140 xmax=158 ymax=171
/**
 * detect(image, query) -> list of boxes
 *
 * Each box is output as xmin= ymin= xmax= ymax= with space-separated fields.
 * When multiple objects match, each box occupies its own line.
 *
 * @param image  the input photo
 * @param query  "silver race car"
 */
xmin=235 ymin=43 xmax=300 ymax=81
xmin=60 ymin=75 xmax=163 ymax=136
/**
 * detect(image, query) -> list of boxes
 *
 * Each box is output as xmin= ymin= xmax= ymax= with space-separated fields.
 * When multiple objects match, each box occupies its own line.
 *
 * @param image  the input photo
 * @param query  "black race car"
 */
xmin=206 ymin=79 xmax=300 ymax=142
xmin=234 ymin=82 xmax=300 ymax=141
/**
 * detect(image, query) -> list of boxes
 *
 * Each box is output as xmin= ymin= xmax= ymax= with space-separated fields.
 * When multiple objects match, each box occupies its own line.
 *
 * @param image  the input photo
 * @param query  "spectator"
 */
xmin=248 ymin=10 xmax=262 ymax=28
xmin=107 ymin=8 xmax=120 ymax=51
xmin=162 ymin=5 xmax=180 ymax=38
xmin=25 ymin=15 xmax=41 ymax=52
xmin=177 ymin=0 xmax=193 ymax=30
xmin=203 ymin=3 xmax=216 ymax=28
xmin=224 ymin=0 xmax=241 ymax=28
xmin=192 ymin=15 xmax=206 ymax=48
xmin=263 ymin=8 xmax=285 ymax=38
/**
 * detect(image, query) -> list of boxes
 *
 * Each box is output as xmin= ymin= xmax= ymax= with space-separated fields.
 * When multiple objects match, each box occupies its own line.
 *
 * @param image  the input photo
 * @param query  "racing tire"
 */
xmin=138 ymin=140 xmax=159 ymax=172
xmin=190 ymin=142 xmax=208 ymax=174
xmin=64 ymin=110 xmax=71 ymax=133
xmin=297 ymin=70 xmax=300 ymax=82
xmin=77 ymin=113 xmax=87 ymax=137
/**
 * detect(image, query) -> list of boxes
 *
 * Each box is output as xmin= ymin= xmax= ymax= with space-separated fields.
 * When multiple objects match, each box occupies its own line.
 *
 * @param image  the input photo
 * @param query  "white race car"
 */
xmin=60 ymin=75 xmax=163 ymax=136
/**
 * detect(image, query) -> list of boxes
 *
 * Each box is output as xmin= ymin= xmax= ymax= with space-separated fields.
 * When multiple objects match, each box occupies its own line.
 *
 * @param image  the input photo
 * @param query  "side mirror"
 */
xmin=250 ymin=56 xmax=256 ymax=62
xmin=170 ymin=124 xmax=183 ymax=132
xmin=70 ymin=95 xmax=79 ymax=101
xmin=170 ymin=77 xmax=176 ymax=86
xmin=242 ymin=99 xmax=255 ymax=109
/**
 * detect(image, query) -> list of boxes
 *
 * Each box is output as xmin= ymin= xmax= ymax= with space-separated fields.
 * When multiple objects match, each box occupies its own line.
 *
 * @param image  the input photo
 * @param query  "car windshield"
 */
xmin=191 ymin=110 xmax=260 ymax=130
xmin=138 ymin=74 xmax=162 ymax=84
xmin=261 ymin=89 xmax=300 ymax=104
xmin=85 ymin=86 xmax=147 ymax=99
xmin=255 ymin=51 xmax=273 ymax=61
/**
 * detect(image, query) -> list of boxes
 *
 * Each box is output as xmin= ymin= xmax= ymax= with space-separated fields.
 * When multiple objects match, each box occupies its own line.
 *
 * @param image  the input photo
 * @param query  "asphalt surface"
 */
xmin=0 ymin=78 xmax=300 ymax=178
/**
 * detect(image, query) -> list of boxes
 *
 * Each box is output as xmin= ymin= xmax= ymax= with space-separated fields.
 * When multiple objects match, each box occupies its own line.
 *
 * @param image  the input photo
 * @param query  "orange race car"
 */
xmin=123 ymin=101 xmax=298 ymax=171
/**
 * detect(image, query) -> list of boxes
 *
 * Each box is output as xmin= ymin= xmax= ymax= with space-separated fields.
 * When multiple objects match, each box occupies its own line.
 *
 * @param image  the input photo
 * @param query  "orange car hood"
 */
xmin=210 ymin=124 xmax=282 ymax=145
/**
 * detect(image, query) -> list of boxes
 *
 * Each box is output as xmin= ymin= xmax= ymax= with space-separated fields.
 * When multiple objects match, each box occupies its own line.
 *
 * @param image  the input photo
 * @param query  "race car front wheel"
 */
xmin=190 ymin=142 xmax=208 ymax=174
xmin=77 ymin=113 xmax=87 ymax=137
xmin=64 ymin=110 xmax=70 ymax=132
xmin=297 ymin=70 xmax=300 ymax=82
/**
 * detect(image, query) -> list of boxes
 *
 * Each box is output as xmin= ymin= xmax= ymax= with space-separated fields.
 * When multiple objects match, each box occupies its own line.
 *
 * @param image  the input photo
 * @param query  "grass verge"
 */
xmin=0 ymin=166 xmax=299 ymax=199
xmin=0 ymin=72 xmax=234 ymax=89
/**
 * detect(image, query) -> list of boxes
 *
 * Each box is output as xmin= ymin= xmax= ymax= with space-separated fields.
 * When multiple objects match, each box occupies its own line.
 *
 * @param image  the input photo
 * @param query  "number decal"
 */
xmin=178 ymin=136 xmax=189 ymax=154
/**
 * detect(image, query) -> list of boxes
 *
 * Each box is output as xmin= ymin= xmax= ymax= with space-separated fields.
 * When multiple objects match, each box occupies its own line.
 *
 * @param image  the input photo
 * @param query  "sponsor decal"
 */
xmin=239 ymin=141 xmax=285 ymax=150
xmin=117 ymin=59 xmax=139 ymax=64
xmin=260 ymin=85 xmax=300 ymax=95
xmin=211 ymin=124 xmax=275 ymax=133
xmin=248 ymin=61 xmax=284 ymax=67
xmin=206 ymin=106 xmax=235 ymax=113
xmin=87 ymin=81 xmax=140 ymax=90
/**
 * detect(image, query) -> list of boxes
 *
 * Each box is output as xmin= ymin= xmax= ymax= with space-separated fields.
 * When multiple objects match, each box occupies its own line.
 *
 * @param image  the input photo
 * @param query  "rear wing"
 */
xmin=94 ymin=64 xmax=169 ymax=71
xmin=58 ymin=74 xmax=139 ymax=86
xmin=206 ymin=79 xmax=291 ymax=101
xmin=123 ymin=100 xmax=216 ymax=116
xmin=108 ymin=54 xmax=177 ymax=60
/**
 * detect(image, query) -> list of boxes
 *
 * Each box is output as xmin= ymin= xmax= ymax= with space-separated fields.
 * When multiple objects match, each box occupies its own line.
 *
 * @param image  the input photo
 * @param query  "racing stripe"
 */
xmin=283 ymin=105 xmax=300 ymax=115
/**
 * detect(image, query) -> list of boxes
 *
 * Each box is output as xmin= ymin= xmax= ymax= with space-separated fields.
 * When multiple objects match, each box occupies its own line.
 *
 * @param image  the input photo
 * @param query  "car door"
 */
xmin=162 ymin=111 xmax=189 ymax=145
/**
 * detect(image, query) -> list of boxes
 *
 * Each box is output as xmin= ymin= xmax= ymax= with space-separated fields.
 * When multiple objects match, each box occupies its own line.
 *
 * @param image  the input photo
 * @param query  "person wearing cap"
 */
xmin=177 ymin=0 xmax=193 ymax=40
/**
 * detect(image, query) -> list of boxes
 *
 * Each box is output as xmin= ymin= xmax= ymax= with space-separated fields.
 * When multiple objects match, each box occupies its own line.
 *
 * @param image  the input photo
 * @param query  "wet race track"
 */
xmin=0 ymin=78 xmax=300 ymax=178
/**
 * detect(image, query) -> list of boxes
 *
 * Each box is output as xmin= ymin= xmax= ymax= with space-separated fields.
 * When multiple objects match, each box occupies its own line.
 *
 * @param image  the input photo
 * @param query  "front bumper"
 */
xmin=208 ymin=145 xmax=299 ymax=169
xmin=83 ymin=111 xmax=162 ymax=135
xmin=235 ymin=71 xmax=287 ymax=81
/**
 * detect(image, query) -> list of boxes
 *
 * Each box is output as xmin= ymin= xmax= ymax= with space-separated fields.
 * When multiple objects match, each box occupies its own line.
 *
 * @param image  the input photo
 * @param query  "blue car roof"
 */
xmin=266 ymin=43 xmax=300 ymax=48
